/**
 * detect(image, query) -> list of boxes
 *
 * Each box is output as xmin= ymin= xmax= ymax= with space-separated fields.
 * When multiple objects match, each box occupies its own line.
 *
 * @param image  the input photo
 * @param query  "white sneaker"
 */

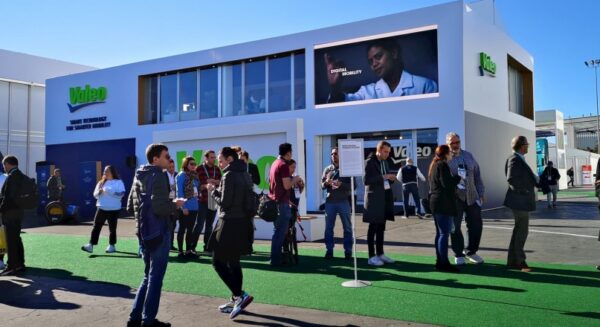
xmin=368 ymin=256 xmax=384 ymax=266
xmin=81 ymin=243 xmax=93 ymax=253
xmin=401 ymin=215 xmax=409 ymax=219
xmin=0 ymin=260 xmax=5 ymax=270
xmin=455 ymin=256 xmax=466 ymax=266
xmin=465 ymin=252 xmax=484 ymax=264
xmin=379 ymin=254 xmax=395 ymax=264
xmin=106 ymin=245 xmax=116 ymax=253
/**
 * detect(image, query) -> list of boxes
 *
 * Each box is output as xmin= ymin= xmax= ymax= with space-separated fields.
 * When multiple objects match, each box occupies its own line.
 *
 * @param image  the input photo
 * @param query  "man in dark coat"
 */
xmin=0 ymin=155 xmax=26 ymax=276
xmin=47 ymin=168 xmax=65 ymax=202
xmin=363 ymin=141 xmax=396 ymax=266
xmin=207 ymin=147 xmax=254 ymax=319
xmin=504 ymin=136 xmax=538 ymax=272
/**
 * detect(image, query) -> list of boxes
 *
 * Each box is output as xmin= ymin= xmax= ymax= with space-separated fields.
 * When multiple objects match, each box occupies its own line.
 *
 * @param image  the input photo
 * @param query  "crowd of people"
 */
xmin=0 ymin=133 xmax=597 ymax=326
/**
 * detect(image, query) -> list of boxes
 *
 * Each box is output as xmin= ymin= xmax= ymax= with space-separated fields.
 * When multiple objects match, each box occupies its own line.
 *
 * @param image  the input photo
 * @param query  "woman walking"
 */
xmin=207 ymin=147 xmax=254 ymax=319
xmin=176 ymin=156 xmax=200 ymax=258
xmin=82 ymin=165 xmax=126 ymax=253
xmin=428 ymin=145 xmax=462 ymax=272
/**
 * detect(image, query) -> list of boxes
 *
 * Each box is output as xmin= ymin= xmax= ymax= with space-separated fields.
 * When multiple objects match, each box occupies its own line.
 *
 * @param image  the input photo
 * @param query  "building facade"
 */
xmin=45 ymin=0 xmax=535 ymax=216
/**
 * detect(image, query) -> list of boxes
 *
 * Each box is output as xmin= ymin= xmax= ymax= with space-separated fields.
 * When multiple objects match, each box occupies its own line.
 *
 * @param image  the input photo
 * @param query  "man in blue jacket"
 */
xmin=127 ymin=144 xmax=184 ymax=327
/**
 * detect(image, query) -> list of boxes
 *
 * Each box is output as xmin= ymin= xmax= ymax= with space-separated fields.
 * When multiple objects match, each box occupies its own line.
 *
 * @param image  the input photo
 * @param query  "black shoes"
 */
xmin=435 ymin=263 xmax=460 ymax=273
xmin=0 ymin=265 xmax=26 ymax=276
xmin=344 ymin=253 xmax=353 ymax=261
xmin=142 ymin=320 xmax=171 ymax=327
xmin=324 ymin=252 xmax=333 ymax=260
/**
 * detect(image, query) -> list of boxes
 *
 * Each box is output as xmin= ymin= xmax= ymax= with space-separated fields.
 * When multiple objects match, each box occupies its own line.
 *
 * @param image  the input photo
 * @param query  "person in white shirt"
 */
xmin=396 ymin=158 xmax=427 ymax=219
xmin=165 ymin=159 xmax=178 ymax=251
xmin=0 ymin=172 xmax=6 ymax=270
xmin=325 ymin=37 xmax=438 ymax=103
xmin=81 ymin=165 xmax=126 ymax=253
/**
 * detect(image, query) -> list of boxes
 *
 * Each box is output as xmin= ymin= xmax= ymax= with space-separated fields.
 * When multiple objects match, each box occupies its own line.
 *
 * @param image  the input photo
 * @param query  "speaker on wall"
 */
xmin=126 ymin=155 xmax=137 ymax=169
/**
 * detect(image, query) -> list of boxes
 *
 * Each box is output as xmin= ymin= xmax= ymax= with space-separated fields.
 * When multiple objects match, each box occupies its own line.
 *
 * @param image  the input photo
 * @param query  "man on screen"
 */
xmin=325 ymin=37 xmax=438 ymax=103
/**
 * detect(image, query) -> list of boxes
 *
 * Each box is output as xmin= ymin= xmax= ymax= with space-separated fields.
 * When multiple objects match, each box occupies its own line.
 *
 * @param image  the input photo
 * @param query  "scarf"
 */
xmin=184 ymin=170 xmax=198 ymax=199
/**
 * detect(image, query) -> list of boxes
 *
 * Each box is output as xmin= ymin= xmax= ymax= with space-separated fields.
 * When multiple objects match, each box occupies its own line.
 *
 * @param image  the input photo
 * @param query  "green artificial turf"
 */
xmin=17 ymin=233 xmax=600 ymax=327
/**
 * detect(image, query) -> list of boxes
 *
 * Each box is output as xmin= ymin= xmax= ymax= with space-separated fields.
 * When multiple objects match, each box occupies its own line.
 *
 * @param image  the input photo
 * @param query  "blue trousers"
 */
xmin=270 ymin=203 xmax=291 ymax=265
xmin=324 ymin=201 xmax=352 ymax=255
xmin=129 ymin=231 xmax=170 ymax=324
xmin=433 ymin=214 xmax=454 ymax=265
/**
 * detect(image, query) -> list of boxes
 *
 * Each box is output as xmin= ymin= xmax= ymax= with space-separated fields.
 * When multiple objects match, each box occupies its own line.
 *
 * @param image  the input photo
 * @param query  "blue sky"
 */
xmin=1 ymin=0 xmax=599 ymax=118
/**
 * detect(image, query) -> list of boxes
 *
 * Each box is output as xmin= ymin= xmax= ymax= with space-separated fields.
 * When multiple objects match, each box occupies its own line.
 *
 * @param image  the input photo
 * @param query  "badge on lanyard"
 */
xmin=381 ymin=161 xmax=390 ymax=190
xmin=384 ymin=180 xmax=391 ymax=190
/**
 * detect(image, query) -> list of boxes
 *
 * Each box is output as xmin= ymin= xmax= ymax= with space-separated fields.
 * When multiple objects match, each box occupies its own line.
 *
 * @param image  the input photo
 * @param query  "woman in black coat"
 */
xmin=363 ymin=141 xmax=396 ymax=267
xmin=207 ymin=147 xmax=254 ymax=319
xmin=428 ymin=145 xmax=462 ymax=273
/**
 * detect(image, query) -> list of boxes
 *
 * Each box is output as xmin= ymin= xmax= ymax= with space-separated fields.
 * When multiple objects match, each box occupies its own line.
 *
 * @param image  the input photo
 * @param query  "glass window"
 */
xmin=200 ymin=67 xmax=219 ymax=119
xmin=268 ymin=55 xmax=291 ymax=112
xmin=140 ymin=76 xmax=157 ymax=124
xmin=160 ymin=73 xmax=178 ymax=123
xmin=222 ymin=63 xmax=242 ymax=117
xmin=179 ymin=71 xmax=198 ymax=121
xmin=294 ymin=52 xmax=306 ymax=110
xmin=508 ymin=64 xmax=523 ymax=116
xmin=245 ymin=59 xmax=266 ymax=114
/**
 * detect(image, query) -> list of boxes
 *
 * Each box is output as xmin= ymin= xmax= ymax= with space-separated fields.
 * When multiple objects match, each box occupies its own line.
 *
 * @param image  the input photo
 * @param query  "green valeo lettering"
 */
xmin=480 ymin=52 xmax=496 ymax=75
xmin=69 ymin=85 xmax=108 ymax=104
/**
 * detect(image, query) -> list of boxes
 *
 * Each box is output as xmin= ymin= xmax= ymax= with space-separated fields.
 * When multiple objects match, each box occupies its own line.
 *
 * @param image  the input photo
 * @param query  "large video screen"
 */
xmin=314 ymin=27 xmax=439 ymax=107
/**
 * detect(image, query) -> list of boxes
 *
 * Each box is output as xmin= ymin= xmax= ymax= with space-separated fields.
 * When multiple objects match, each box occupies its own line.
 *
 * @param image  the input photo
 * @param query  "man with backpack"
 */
xmin=0 ymin=155 xmax=27 ymax=276
xmin=127 ymin=144 xmax=184 ymax=327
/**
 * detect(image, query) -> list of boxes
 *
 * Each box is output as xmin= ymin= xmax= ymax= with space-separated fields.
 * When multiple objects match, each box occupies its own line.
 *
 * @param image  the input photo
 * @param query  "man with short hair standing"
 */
xmin=194 ymin=150 xmax=222 ymax=254
xmin=446 ymin=132 xmax=486 ymax=265
xmin=127 ymin=144 xmax=184 ymax=327
xmin=321 ymin=147 xmax=353 ymax=260
xmin=0 ymin=155 xmax=26 ymax=276
xmin=397 ymin=157 xmax=426 ymax=219
xmin=504 ymin=136 xmax=537 ymax=273
xmin=47 ymin=168 xmax=65 ymax=202
xmin=268 ymin=143 xmax=303 ymax=266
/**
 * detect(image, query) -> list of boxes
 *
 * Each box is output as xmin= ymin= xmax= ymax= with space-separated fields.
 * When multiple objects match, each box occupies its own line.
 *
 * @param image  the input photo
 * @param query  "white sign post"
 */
xmin=338 ymin=138 xmax=371 ymax=288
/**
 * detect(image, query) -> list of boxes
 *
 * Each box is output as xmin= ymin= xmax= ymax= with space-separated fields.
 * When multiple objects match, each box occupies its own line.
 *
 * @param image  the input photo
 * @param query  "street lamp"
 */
xmin=585 ymin=59 xmax=600 ymax=153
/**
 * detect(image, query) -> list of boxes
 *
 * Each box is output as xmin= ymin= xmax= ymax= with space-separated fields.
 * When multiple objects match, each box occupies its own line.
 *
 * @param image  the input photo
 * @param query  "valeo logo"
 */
xmin=479 ymin=52 xmax=496 ymax=76
xmin=68 ymin=84 xmax=107 ymax=113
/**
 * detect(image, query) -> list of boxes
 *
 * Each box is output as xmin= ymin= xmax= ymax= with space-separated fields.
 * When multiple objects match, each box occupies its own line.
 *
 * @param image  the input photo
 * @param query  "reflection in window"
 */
xmin=222 ymin=63 xmax=242 ymax=117
xmin=245 ymin=59 xmax=265 ymax=115
xmin=141 ymin=76 xmax=157 ymax=124
xmin=268 ymin=55 xmax=291 ymax=112
xmin=179 ymin=71 xmax=197 ymax=121
xmin=294 ymin=52 xmax=306 ymax=110
xmin=160 ymin=73 xmax=178 ymax=123
xmin=200 ymin=67 xmax=218 ymax=119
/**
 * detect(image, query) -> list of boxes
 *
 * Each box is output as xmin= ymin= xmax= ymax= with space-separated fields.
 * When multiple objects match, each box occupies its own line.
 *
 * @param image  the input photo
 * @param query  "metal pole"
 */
xmin=595 ymin=65 xmax=600 ymax=154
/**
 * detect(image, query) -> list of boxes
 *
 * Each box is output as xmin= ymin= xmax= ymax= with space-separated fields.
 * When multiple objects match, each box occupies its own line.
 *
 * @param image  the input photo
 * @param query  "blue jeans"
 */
xmin=324 ymin=201 xmax=352 ymax=255
xmin=433 ymin=214 xmax=454 ymax=265
xmin=129 ymin=231 xmax=170 ymax=324
xmin=271 ymin=203 xmax=291 ymax=265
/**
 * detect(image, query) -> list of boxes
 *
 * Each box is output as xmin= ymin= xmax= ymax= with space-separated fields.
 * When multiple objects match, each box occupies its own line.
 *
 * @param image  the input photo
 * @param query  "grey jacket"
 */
xmin=504 ymin=153 xmax=537 ymax=212
xmin=321 ymin=164 xmax=352 ymax=203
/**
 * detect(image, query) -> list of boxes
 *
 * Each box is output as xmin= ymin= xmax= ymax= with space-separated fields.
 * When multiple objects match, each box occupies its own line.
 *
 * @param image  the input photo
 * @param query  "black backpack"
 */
xmin=16 ymin=176 xmax=39 ymax=209
xmin=257 ymin=192 xmax=278 ymax=222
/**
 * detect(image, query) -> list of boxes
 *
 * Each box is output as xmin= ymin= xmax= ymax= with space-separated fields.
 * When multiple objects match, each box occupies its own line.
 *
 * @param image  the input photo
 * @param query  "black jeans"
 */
xmin=451 ymin=201 xmax=483 ymax=257
xmin=177 ymin=210 xmax=197 ymax=252
xmin=213 ymin=256 xmax=243 ymax=297
xmin=367 ymin=222 xmax=386 ymax=258
xmin=191 ymin=205 xmax=217 ymax=251
xmin=403 ymin=183 xmax=422 ymax=215
xmin=169 ymin=213 xmax=177 ymax=248
xmin=90 ymin=208 xmax=120 ymax=245
xmin=3 ymin=210 xmax=25 ymax=269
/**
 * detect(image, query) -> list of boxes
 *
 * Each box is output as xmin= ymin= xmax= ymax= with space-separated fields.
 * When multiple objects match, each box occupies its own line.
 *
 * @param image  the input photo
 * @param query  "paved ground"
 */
xmin=2 ymin=187 xmax=599 ymax=326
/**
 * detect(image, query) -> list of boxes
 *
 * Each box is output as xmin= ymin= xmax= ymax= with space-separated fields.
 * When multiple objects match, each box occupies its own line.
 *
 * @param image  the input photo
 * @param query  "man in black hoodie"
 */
xmin=127 ymin=144 xmax=184 ymax=327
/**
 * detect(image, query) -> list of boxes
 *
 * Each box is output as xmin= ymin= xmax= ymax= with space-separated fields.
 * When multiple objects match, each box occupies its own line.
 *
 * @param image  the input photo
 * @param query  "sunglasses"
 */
xmin=450 ymin=141 xmax=461 ymax=145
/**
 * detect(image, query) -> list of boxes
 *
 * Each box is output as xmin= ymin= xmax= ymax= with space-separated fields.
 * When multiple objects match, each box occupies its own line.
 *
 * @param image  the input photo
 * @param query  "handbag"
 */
xmin=257 ymin=193 xmax=279 ymax=222
xmin=0 ymin=225 xmax=7 ymax=256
